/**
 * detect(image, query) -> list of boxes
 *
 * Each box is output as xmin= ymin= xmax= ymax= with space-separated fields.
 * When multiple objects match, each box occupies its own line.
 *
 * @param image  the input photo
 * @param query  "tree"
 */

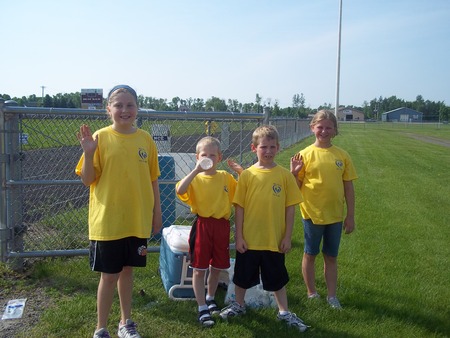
xmin=255 ymin=93 xmax=262 ymax=113
xmin=241 ymin=102 xmax=255 ymax=113
xmin=438 ymin=102 xmax=449 ymax=122
xmin=205 ymin=96 xmax=227 ymax=112
xmin=0 ymin=94 xmax=11 ymax=100
xmin=168 ymin=97 xmax=180 ymax=111
xmin=43 ymin=94 xmax=53 ymax=107
xmin=191 ymin=98 xmax=205 ymax=111
xmin=227 ymin=99 xmax=241 ymax=112
xmin=414 ymin=95 xmax=424 ymax=112
xmin=292 ymin=93 xmax=307 ymax=118
xmin=272 ymin=100 xmax=281 ymax=116
xmin=318 ymin=102 xmax=332 ymax=110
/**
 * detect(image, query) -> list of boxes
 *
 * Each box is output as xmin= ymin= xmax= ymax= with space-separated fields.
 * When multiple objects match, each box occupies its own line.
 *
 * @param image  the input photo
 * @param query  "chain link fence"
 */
xmin=0 ymin=99 xmax=311 ymax=277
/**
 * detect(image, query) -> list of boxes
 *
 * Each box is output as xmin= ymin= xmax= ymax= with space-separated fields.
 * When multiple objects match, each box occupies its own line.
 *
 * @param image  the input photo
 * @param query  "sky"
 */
xmin=2 ymin=0 xmax=449 ymax=109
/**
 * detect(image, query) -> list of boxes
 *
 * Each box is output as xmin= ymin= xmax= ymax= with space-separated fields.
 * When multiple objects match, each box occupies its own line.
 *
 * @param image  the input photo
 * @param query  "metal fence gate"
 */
xmin=0 ymin=98 xmax=311 ymax=270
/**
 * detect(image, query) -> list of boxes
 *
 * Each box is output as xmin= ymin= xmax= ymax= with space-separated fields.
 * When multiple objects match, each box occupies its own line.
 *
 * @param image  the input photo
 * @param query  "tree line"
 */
xmin=1 ymin=92 xmax=448 ymax=121
xmin=362 ymin=95 xmax=449 ymax=122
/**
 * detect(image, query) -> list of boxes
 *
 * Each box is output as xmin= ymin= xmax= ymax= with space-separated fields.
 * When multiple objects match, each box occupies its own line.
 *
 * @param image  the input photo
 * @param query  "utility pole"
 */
xmin=41 ymin=86 xmax=46 ymax=106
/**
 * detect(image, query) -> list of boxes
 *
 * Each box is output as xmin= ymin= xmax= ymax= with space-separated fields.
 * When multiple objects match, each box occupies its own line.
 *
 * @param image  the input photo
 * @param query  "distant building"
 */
xmin=381 ymin=107 xmax=423 ymax=122
xmin=337 ymin=107 xmax=365 ymax=121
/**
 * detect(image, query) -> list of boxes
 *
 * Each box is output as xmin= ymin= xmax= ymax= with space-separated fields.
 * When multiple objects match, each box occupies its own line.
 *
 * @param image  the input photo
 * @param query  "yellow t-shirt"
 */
xmin=75 ymin=126 xmax=160 ymax=240
xmin=176 ymin=171 xmax=237 ymax=220
xmin=298 ymin=144 xmax=358 ymax=225
xmin=233 ymin=165 xmax=303 ymax=252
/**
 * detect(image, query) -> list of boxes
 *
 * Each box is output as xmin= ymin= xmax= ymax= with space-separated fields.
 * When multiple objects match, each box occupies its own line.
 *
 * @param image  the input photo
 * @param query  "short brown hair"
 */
xmin=252 ymin=125 xmax=279 ymax=147
xmin=196 ymin=136 xmax=221 ymax=154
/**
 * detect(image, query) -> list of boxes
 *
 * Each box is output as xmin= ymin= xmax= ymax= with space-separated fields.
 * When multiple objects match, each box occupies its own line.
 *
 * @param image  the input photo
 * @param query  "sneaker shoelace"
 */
xmin=120 ymin=321 xmax=138 ymax=335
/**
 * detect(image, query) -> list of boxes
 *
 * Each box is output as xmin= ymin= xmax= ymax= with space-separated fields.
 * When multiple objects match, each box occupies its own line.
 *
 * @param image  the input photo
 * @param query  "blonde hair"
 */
xmin=196 ymin=136 xmax=221 ymax=154
xmin=310 ymin=110 xmax=338 ymax=136
xmin=252 ymin=125 xmax=279 ymax=147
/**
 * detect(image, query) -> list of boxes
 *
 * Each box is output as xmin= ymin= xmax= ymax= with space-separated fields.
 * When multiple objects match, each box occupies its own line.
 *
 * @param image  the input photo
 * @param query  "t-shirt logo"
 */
xmin=224 ymin=185 xmax=229 ymax=193
xmin=272 ymin=183 xmax=282 ymax=196
xmin=335 ymin=160 xmax=343 ymax=170
xmin=138 ymin=148 xmax=148 ymax=162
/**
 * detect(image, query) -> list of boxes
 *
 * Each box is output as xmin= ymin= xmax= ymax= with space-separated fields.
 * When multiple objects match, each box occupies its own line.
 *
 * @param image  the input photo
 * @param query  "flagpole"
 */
xmin=335 ymin=0 xmax=343 ymax=117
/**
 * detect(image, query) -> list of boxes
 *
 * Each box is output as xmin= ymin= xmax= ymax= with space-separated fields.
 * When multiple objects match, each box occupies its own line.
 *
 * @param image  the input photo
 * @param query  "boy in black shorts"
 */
xmin=219 ymin=125 xmax=309 ymax=332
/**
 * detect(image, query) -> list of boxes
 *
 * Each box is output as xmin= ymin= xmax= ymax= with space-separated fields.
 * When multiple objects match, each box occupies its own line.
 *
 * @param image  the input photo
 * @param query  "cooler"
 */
xmin=159 ymin=225 xmax=196 ymax=299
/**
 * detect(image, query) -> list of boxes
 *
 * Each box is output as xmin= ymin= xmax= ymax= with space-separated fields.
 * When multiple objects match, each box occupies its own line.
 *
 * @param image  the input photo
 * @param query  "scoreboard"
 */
xmin=81 ymin=89 xmax=103 ymax=109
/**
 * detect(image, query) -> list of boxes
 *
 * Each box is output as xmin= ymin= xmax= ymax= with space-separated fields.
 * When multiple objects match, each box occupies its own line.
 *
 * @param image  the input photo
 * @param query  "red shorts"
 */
xmin=189 ymin=216 xmax=231 ymax=270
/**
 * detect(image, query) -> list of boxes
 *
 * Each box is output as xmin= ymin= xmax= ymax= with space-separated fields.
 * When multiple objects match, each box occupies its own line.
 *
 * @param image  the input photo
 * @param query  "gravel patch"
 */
xmin=0 ymin=269 xmax=53 ymax=337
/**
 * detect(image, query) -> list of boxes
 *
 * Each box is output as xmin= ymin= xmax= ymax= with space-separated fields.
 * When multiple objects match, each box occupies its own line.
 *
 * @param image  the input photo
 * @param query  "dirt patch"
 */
xmin=403 ymin=133 xmax=450 ymax=148
xmin=0 ymin=269 xmax=53 ymax=337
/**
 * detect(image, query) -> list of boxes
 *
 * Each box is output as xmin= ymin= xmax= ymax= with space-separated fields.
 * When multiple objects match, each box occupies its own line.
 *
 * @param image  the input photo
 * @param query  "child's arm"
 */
xmin=175 ymin=163 xmax=203 ymax=195
xmin=234 ymin=204 xmax=248 ymax=253
xmin=280 ymin=205 xmax=295 ymax=253
xmin=151 ymin=179 xmax=163 ymax=236
xmin=290 ymin=154 xmax=303 ymax=188
xmin=227 ymin=159 xmax=244 ymax=175
xmin=76 ymin=124 xmax=98 ymax=186
xmin=343 ymin=180 xmax=355 ymax=234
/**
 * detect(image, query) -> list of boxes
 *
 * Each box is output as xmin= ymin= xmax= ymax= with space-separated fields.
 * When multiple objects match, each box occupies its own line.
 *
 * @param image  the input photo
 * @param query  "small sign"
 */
xmin=151 ymin=124 xmax=171 ymax=152
xmin=19 ymin=133 xmax=29 ymax=145
xmin=153 ymin=136 xmax=168 ymax=141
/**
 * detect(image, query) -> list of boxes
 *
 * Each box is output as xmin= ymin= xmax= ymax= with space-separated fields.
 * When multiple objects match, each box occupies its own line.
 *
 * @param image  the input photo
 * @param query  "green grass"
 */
xmin=4 ymin=123 xmax=450 ymax=337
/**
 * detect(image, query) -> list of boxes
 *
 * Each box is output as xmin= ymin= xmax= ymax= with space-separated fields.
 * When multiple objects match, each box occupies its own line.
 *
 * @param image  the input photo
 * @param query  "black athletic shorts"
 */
xmin=232 ymin=250 xmax=289 ymax=292
xmin=89 ymin=237 xmax=147 ymax=273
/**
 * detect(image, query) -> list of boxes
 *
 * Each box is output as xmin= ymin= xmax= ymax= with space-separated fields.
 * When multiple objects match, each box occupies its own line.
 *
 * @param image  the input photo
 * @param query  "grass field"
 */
xmin=2 ymin=122 xmax=449 ymax=337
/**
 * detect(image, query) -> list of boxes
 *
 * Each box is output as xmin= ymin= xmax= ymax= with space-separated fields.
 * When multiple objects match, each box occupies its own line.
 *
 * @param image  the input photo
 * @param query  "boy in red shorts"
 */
xmin=176 ymin=136 xmax=241 ymax=327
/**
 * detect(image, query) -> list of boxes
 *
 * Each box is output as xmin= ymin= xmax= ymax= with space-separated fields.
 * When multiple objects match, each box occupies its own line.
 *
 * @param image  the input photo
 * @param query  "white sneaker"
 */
xmin=118 ymin=319 xmax=141 ymax=338
xmin=93 ymin=328 xmax=111 ymax=338
xmin=219 ymin=301 xmax=246 ymax=319
xmin=277 ymin=312 xmax=310 ymax=332
xmin=308 ymin=293 xmax=321 ymax=300
xmin=327 ymin=296 xmax=342 ymax=309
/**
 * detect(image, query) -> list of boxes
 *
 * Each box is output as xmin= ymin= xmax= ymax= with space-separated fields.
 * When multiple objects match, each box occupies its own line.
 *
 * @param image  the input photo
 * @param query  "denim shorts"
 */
xmin=303 ymin=219 xmax=343 ymax=257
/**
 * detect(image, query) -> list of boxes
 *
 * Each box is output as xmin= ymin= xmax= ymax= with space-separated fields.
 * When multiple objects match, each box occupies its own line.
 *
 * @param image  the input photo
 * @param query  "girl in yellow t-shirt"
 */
xmin=76 ymin=85 xmax=162 ymax=338
xmin=291 ymin=110 xmax=357 ymax=310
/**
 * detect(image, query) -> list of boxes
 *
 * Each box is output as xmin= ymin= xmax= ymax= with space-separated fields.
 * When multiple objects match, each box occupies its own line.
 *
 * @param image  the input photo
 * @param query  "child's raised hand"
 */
xmin=227 ymin=159 xmax=244 ymax=175
xmin=290 ymin=153 xmax=303 ymax=175
xmin=77 ymin=124 xmax=98 ymax=155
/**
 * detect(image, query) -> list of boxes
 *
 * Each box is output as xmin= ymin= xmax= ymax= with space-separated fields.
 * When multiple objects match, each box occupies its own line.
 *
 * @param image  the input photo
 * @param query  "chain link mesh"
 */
xmin=1 ymin=107 xmax=311 ymax=276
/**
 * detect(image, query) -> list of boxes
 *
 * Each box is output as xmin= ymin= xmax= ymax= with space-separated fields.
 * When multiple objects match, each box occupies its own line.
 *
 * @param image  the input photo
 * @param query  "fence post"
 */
xmin=0 ymin=98 xmax=6 ymax=263
xmin=3 ymin=100 xmax=24 ymax=270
